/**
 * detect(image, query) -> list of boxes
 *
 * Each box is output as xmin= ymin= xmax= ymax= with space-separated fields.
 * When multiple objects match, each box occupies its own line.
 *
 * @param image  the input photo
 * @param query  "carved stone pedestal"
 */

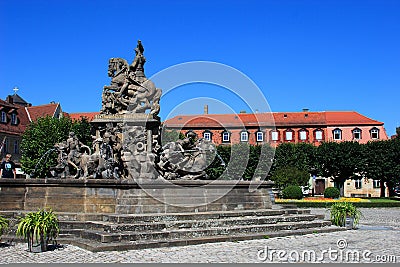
xmin=91 ymin=113 xmax=160 ymax=180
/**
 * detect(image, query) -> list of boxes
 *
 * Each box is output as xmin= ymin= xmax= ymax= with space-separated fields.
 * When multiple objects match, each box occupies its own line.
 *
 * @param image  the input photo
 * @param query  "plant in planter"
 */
xmin=330 ymin=202 xmax=362 ymax=229
xmin=0 ymin=215 xmax=9 ymax=241
xmin=16 ymin=208 xmax=59 ymax=252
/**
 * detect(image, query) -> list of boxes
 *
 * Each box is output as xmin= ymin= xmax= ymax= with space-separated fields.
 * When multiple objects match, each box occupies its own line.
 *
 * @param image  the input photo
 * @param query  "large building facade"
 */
xmin=163 ymin=109 xmax=388 ymax=146
xmin=163 ymin=109 xmax=389 ymax=197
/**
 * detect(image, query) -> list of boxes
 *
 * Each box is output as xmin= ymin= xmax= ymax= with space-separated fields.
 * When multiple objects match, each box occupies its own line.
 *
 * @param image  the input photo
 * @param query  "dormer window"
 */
xmin=240 ymin=131 xmax=248 ymax=142
xmin=370 ymin=128 xmax=379 ymax=139
xmin=1 ymin=111 xmax=6 ymax=123
xmin=352 ymin=128 xmax=362 ymax=140
xmin=11 ymin=113 xmax=17 ymax=125
xmin=333 ymin=128 xmax=342 ymax=140
xmin=222 ymin=131 xmax=230 ymax=142
xmin=256 ymin=131 xmax=264 ymax=142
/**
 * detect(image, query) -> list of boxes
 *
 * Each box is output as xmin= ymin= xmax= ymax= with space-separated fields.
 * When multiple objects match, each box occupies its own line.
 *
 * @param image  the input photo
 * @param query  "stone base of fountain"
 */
xmin=0 ymin=178 xmax=274 ymax=214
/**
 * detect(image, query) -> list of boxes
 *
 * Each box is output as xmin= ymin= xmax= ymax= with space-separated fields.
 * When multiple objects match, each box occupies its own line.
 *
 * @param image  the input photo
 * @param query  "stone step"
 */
xmin=63 ymin=214 xmax=318 ymax=233
xmin=74 ymin=220 xmax=332 ymax=243
xmin=58 ymin=225 xmax=345 ymax=252
xmin=105 ymin=208 xmax=310 ymax=224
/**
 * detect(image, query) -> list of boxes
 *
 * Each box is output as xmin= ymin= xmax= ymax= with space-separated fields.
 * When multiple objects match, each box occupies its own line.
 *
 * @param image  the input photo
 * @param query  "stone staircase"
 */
xmin=48 ymin=207 xmax=344 ymax=252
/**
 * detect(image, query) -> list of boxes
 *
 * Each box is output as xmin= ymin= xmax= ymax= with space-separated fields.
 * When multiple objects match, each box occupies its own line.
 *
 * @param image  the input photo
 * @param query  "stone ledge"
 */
xmin=0 ymin=178 xmax=274 ymax=189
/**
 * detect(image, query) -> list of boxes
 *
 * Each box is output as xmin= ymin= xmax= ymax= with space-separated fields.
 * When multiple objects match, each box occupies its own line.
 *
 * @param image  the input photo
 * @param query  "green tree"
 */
xmin=205 ymin=145 xmax=230 ymax=179
xmin=362 ymin=139 xmax=400 ymax=197
xmin=316 ymin=141 xmax=364 ymax=196
xmin=396 ymin=127 xmax=400 ymax=137
xmin=270 ymin=166 xmax=310 ymax=190
xmin=205 ymin=143 xmax=274 ymax=181
xmin=161 ymin=130 xmax=185 ymax=144
xmin=21 ymin=116 xmax=92 ymax=177
xmin=270 ymin=143 xmax=317 ymax=183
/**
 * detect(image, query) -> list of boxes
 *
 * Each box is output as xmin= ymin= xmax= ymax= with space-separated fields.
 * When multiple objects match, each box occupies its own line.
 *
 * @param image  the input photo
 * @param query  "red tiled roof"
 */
xmin=164 ymin=111 xmax=384 ymax=128
xmin=68 ymin=112 xmax=100 ymax=121
xmin=26 ymin=103 xmax=59 ymax=121
xmin=324 ymin=111 xmax=383 ymax=125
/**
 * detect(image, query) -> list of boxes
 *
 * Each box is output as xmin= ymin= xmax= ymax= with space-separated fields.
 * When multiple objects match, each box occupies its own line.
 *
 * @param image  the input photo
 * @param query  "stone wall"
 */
xmin=0 ymin=179 xmax=274 ymax=214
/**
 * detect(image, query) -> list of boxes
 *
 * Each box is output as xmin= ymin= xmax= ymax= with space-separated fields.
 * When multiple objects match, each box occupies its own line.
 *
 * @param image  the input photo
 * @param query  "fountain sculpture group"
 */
xmin=50 ymin=40 xmax=216 ymax=181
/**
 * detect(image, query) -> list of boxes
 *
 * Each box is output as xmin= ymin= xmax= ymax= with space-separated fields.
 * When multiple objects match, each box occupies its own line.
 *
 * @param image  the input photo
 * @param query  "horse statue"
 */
xmin=101 ymin=57 xmax=162 ymax=116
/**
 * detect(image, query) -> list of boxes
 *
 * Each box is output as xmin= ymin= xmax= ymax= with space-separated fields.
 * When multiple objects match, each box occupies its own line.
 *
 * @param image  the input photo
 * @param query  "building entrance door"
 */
xmin=315 ymin=179 xmax=325 ymax=195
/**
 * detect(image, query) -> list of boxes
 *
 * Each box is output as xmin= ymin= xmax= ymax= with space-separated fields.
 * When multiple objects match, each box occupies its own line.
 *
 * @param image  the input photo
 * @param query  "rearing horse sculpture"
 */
xmin=102 ymin=57 xmax=162 ymax=116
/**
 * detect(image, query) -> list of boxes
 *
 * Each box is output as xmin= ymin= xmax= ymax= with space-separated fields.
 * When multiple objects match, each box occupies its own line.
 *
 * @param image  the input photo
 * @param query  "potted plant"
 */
xmin=0 ymin=215 xmax=9 ymax=241
xmin=330 ymin=202 xmax=362 ymax=229
xmin=16 ymin=208 xmax=59 ymax=253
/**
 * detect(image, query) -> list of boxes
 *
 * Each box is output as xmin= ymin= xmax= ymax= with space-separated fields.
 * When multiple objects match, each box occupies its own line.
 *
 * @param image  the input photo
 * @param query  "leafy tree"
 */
xmin=205 ymin=145 xmax=230 ymax=179
xmin=272 ymin=143 xmax=317 ymax=173
xmin=161 ymin=130 xmax=185 ymax=145
xmin=396 ymin=127 xmax=400 ymax=137
xmin=362 ymin=139 xmax=400 ymax=197
xmin=270 ymin=166 xmax=310 ymax=190
xmin=316 ymin=141 xmax=364 ymax=196
xmin=21 ymin=116 xmax=92 ymax=177
xmin=205 ymin=143 xmax=274 ymax=181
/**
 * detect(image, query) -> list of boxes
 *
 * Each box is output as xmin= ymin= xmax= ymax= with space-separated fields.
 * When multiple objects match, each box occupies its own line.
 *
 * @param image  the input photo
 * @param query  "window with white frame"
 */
xmin=240 ymin=131 xmax=248 ymax=142
xmin=370 ymin=128 xmax=379 ymax=139
xmin=222 ymin=131 xmax=230 ymax=142
xmin=352 ymin=128 xmax=361 ymax=140
xmin=271 ymin=130 xmax=279 ymax=141
xmin=1 ymin=111 xmax=6 ymax=123
xmin=256 ymin=131 xmax=264 ymax=142
xmin=11 ymin=113 xmax=17 ymax=125
xmin=203 ymin=132 xmax=211 ymax=141
xmin=285 ymin=130 xmax=293 ymax=141
xmin=315 ymin=129 xmax=323 ymax=140
xmin=299 ymin=130 xmax=308 ymax=141
xmin=333 ymin=128 xmax=342 ymax=140
xmin=373 ymin=180 xmax=380 ymax=189
xmin=355 ymin=179 xmax=362 ymax=189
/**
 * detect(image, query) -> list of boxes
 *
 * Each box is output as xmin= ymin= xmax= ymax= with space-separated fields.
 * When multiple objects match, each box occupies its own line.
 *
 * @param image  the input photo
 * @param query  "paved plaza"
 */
xmin=0 ymin=208 xmax=399 ymax=263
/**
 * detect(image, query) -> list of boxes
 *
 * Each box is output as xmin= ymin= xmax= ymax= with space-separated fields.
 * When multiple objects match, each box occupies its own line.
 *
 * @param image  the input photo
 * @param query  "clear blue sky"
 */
xmin=1 ymin=0 xmax=399 ymax=136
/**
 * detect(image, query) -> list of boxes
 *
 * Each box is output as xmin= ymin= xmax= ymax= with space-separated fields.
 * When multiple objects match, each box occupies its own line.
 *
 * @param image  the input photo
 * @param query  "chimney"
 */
xmin=6 ymin=95 xmax=13 ymax=104
xmin=302 ymin=108 xmax=309 ymax=112
xmin=240 ymin=110 xmax=247 ymax=114
xmin=204 ymin=105 xmax=208 ymax=114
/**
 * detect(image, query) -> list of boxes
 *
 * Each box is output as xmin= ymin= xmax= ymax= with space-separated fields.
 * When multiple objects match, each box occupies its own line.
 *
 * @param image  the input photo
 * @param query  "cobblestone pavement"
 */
xmin=0 ymin=208 xmax=399 ymax=263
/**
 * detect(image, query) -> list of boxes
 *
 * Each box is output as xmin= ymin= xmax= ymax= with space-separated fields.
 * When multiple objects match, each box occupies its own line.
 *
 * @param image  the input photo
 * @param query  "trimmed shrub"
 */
xmin=282 ymin=185 xmax=303 ymax=200
xmin=324 ymin=187 xmax=340 ymax=199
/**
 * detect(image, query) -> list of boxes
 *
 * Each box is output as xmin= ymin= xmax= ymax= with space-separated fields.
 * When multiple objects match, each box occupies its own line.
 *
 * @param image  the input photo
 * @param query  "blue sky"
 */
xmin=0 ymin=0 xmax=399 ymax=136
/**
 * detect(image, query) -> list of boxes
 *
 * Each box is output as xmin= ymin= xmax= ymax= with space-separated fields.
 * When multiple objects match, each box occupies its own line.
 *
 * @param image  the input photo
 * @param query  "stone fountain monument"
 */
xmin=0 ymin=41 xmax=340 ymax=252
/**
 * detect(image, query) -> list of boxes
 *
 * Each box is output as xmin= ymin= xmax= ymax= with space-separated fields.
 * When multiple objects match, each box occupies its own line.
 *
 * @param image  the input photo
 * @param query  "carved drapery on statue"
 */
xmin=49 ymin=40 xmax=214 ymax=180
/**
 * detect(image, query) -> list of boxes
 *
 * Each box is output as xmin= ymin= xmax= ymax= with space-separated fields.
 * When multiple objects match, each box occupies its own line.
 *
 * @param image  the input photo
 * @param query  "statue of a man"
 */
xmin=118 ymin=40 xmax=147 ymax=97
xmin=66 ymin=132 xmax=84 ymax=168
